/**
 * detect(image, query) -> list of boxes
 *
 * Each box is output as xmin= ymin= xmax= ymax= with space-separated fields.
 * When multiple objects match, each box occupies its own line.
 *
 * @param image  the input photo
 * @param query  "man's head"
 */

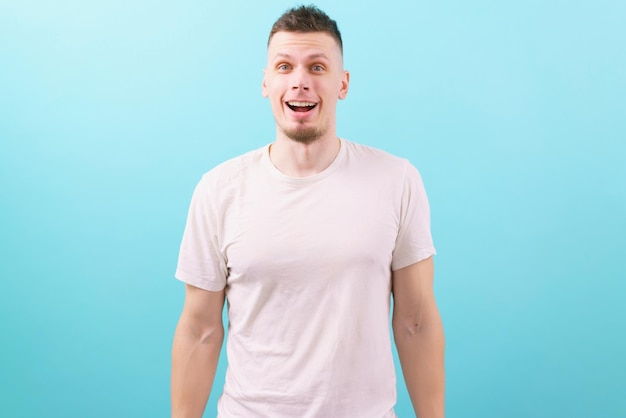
xmin=263 ymin=6 xmax=349 ymax=145
xmin=268 ymin=5 xmax=343 ymax=56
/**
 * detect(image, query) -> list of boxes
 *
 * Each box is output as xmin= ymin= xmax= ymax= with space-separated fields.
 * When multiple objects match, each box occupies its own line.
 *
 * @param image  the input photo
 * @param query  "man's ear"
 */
xmin=338 ymin=70 xmax=350 ymax=100
xmin=262 ymin=69 xmax=269 ymax=98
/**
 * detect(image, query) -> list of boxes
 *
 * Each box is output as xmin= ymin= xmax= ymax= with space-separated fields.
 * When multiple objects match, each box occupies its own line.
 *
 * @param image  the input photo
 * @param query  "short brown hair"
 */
xmin=268 ymin=5 xmax=343 ymax=54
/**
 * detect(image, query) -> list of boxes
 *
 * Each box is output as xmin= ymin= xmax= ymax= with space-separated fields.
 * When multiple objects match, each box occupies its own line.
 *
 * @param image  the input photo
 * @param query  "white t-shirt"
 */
xmin=176 ymin=139 xmax=436 ymax=418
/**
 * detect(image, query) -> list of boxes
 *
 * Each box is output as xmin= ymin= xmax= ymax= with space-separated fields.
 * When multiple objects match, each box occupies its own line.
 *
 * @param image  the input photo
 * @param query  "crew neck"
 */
xmin=262 ymin=138 xmax=347 ymax=185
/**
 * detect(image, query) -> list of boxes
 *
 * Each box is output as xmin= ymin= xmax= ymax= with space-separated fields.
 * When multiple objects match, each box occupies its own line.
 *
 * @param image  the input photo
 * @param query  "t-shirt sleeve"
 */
xmin=174 ymin=177 xmax=228 ymax=291
xmin=391 ymin=161 xmax=436 ymax=271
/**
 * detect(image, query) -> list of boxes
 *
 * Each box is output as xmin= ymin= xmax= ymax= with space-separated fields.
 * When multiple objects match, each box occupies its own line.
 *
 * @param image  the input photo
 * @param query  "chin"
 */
xmin=278 ymin=120 xmax=325 ymax=144
xmin=284 ymin=127 xmax=325 ymax=144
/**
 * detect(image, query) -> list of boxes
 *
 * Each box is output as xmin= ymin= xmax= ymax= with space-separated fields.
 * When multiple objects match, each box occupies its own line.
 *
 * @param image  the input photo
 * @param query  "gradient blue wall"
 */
xmin=1 ymin=1 xmax=624 ymax=417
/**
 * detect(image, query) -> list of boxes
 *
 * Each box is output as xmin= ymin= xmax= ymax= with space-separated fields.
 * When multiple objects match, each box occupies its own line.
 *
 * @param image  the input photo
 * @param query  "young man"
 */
xmin=171 ymin=5 xmax=445 ymax=418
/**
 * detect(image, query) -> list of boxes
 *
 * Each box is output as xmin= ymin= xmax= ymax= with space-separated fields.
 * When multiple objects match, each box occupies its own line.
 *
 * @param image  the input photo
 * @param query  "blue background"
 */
xmin=1 ymin=0 xmax=624 ymax=417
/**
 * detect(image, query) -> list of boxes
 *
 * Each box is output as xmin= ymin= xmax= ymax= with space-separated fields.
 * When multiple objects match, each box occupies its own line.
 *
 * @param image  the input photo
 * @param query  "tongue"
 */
xmin=292 ymin=106 xmax=312 ymax=112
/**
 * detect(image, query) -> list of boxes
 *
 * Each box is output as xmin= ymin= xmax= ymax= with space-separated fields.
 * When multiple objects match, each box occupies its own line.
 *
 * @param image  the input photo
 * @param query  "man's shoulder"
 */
xmin=199 ymin=145 xmax=268 ymax=186
xmin=342 ymin=139 xmax=413 ymax=172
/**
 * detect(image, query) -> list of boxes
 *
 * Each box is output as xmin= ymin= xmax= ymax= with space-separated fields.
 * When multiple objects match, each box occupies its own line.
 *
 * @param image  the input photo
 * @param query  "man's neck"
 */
xmin=269 ymin=134 xmax=341 ymax=178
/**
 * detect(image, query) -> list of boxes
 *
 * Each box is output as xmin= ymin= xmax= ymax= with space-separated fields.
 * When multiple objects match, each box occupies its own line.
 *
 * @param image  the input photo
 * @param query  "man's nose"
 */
xmin=291 ymin=68 xmax=310 ymax=91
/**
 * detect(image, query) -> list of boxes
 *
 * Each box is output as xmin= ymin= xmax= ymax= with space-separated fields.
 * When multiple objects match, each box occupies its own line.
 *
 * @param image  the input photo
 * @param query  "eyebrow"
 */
xmin=273 ymin=52 xmax=330 ymax=61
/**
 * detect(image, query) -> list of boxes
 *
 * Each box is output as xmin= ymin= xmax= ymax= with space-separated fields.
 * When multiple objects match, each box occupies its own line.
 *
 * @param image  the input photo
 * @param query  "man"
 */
xmin=171 ymin=5 xmax=444 ymax=418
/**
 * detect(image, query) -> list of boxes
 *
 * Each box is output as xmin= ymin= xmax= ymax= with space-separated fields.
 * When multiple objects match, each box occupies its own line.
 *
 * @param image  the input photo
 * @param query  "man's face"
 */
xmin=262 ymin=31 xmax=349 ymax=144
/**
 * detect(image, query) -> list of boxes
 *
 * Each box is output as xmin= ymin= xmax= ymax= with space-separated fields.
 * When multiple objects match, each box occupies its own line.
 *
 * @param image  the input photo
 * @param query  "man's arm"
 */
xmin=392 ymin=256 xmax=445 ymax=418
xmin=171 ymin=284 xmax=225 ymax=418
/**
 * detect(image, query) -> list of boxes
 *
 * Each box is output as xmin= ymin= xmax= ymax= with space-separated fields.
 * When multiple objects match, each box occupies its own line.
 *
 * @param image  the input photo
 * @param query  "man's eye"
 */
xmin=277 ymin=64 xmax=290 ymax=71
xmin=311 ymin=65 xmax=324 ymax=72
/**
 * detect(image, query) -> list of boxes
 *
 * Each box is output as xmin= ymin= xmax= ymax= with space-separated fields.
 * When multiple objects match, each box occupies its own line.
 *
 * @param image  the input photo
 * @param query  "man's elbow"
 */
xmin=175 ymin=314 xmax=224 ymax=347
xmin=392 ymin=314 xmax=423 ymax=337
xmin=196 ymin=323 xmax=224 ymax=346
xmin=392 ymin=309 xmax=444 ymax=342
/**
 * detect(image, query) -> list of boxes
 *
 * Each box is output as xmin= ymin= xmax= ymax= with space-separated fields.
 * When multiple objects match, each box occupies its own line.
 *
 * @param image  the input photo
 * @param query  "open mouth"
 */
xmin=286 ymin=101 xmax=317 ymax=113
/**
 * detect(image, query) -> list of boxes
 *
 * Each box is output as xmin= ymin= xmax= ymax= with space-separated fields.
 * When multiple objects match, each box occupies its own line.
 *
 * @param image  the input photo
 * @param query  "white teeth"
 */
xmin=287 ymin=101 xmax=316 ymax=107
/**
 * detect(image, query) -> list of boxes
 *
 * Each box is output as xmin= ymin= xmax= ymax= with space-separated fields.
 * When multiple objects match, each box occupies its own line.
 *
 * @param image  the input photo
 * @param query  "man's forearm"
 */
xmin=394 ymin=315 xmax=445 ymax=418
xmin=171 ymin=323 xmax=224 ymax=418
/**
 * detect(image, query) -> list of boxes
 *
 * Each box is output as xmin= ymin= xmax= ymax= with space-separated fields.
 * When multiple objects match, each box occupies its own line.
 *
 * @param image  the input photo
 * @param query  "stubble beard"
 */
xmin=281 ymin=120 xmax=325 ymax=145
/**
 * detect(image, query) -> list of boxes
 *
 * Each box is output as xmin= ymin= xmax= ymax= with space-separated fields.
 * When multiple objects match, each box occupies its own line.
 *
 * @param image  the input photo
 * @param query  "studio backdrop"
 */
xmin=1 ymin=0 xmax=624 ymax=417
